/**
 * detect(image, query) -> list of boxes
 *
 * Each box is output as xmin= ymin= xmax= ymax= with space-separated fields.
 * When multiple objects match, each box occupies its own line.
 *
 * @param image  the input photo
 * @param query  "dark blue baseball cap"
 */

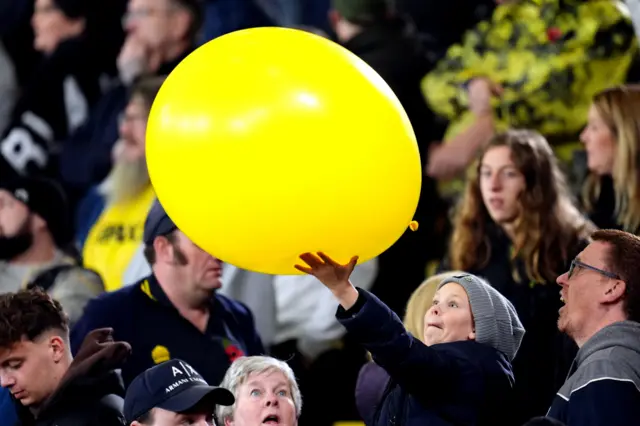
xmin=124 ymin=359 xmax=235 ymax=423
xmin=143 ymin=199 xmax=178 ymax=245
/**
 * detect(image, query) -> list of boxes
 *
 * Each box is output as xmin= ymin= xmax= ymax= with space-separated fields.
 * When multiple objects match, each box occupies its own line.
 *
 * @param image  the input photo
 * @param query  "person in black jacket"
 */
xmin=0 ymin=288 xmax=131 ymax=426
xmin=0 ymin=0 xmax=127 ymax=183
xmin=296 ymin=253 xmax=524 ymax=426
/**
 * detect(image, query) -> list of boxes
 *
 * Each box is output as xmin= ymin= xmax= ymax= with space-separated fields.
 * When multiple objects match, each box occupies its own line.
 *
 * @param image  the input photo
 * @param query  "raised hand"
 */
xmin=295 ymin=252 xmax=360 ymax=309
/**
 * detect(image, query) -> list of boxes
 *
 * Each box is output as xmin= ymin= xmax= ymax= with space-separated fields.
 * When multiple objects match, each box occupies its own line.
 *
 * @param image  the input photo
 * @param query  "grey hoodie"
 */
xmin=547 ymin=321 xmax=640 ymax=425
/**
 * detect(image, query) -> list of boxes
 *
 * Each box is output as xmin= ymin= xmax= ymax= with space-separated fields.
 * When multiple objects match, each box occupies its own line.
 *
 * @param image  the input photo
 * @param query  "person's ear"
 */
xmin=603 ymin=279 xmax=626 ymax=304
xmin=328 ymin=10 xmax=341 ymax=29
xmin=225 ymin=417 xmax=234 ymax=426
xmin=30 ymin=213 xmax=47 ymax=234
xmin=169 ymin=8 xmax=191 ymax=41
xmin=153 ymin=236 xmax=174 ymax=265
xmin=468 ymin=329 xmax=476 ymax=341
xmin=49 ymin=335 xmax=66 ymax=363
xmin=70 ymin=17 xmax=86 ymax=37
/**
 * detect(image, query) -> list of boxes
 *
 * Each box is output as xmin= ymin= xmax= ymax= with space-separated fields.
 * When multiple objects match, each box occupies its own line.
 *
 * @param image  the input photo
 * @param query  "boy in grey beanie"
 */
xmin=438 ymin=273 xmax=525 ymax=361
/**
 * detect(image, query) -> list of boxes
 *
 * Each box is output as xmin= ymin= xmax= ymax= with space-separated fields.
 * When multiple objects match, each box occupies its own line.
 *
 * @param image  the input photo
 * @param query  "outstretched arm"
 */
xmin=296 ymin=253 xmax=467 ymax=400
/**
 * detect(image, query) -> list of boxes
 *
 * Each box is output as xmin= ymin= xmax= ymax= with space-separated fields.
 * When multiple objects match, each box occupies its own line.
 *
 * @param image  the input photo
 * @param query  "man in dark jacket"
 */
xmin=71 ymin=200 xmax=265 ymax=388
xmin=0 ymin=288 xmax=131 ymax=425
xmin=58 ymin=0 xmax=203 ymax=209
xmin=548 ymin=229 xmax=640 ymax=425
xmin=329 ymin=0 xmax=447 ymax=318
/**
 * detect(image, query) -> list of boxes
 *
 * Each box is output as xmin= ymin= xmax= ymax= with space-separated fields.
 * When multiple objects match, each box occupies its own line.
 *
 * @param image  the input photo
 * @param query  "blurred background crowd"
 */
xmin=1 ymin=0 xmax=640 ymax=425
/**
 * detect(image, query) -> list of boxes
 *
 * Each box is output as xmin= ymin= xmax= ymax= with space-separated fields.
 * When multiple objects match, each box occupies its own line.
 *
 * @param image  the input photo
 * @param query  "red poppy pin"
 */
xmin=223 ymin=338 xmax=245 ymax=362
xmin=547 ymin=27 xmax=562 ymax=42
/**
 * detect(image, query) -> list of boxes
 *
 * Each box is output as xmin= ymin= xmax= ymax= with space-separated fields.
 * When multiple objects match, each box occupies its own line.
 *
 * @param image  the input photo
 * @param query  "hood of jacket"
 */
xmin=576 ymin=320 xmax=640 ymax=366
xmin=17 ymin=328 xmax=130 ymax=424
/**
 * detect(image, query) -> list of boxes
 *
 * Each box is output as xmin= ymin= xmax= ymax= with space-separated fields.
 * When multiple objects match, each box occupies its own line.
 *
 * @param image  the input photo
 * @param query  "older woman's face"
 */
xmin=226 ymin=370 xmax=297 ymax=426
xmin=31 ymin=0 xmax=85 ymax=54
xmin=423 ymin=283 xmax=476 ymax=346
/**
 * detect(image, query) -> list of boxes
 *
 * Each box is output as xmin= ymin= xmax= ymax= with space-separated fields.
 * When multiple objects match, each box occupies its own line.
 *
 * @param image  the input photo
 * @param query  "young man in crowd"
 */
xmin=71 ymin=200 xmax=264 ymax=387
xmin=0 ymin=288 xmax=131 ymax=425
xmin=0 ymin=176 xmax=104 ymax=325
xmin=548 ymin=229 xmax=640 ymax=425
xmin=124 ymin=358 xmax=234 ymax=425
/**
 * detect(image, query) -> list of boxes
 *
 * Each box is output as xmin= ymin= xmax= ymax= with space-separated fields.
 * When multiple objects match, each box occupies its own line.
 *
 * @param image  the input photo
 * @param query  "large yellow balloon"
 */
xmin=146 ymin=27 xmax=421 ymax=275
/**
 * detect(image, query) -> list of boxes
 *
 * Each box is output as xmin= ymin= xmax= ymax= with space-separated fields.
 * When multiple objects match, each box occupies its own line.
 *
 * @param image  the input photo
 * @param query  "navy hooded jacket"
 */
xmin=336 ymin=289 xmax=516 ymax=426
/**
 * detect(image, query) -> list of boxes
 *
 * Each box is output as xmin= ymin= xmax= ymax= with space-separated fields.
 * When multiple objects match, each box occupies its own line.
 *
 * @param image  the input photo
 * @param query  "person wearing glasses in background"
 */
xmin=546 ymin=229 xmax=640 ymax=426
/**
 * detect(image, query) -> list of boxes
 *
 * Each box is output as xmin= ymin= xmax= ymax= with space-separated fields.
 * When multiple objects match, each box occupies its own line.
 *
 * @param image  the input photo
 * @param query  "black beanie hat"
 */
xmin=0 ymin=177 xmax=69 ymax=246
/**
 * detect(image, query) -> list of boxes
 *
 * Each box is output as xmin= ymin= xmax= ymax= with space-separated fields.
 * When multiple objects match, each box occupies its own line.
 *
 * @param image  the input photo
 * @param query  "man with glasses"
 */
xmin=545 ymin=229 xmax=640 ymax=425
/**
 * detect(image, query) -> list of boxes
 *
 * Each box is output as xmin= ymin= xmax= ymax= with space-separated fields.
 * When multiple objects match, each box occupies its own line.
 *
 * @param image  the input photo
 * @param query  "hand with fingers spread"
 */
xmin=295 ymin=252 xmax=360 ymax=309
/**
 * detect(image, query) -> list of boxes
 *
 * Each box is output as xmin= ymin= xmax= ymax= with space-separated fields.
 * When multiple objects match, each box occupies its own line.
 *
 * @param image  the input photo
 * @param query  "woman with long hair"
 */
xmin=580 ymin=85 xmax=640 ymax=234
xmin=443 ymin=129 xmax=596 ymax=423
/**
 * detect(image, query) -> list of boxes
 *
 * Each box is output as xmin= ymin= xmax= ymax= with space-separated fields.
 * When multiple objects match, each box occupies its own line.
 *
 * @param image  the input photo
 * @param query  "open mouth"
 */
xmin=263 ymin=415 xmax=280 ymax=424
xmin=488 ymin=198 xmax=504 ymax=209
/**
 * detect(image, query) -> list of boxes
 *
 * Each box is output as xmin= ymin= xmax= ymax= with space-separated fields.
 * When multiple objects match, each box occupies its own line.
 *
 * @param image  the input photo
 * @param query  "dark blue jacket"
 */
xmin=70 ymin=274 xmax=264 ymax=387
xmin=337 ymin=289 xmax=515 ymax=426
xmin=547 ymin=321 xmax=640 ymax=426
xmin=0 ymin=388 xmax=17 ymax=425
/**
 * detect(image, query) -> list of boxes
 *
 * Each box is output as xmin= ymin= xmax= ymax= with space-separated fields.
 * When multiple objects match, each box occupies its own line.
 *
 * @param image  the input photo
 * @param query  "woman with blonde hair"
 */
xmin=580 ymin=85 xmax=640 ymax=233
xmin=353 ymin=270 xmax=465 ymax=425
xmin=442 ymin=129 xmax=595 ymax=423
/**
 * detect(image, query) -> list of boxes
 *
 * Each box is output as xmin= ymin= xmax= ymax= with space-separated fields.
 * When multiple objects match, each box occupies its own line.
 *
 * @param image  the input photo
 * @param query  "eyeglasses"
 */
xmin=121 ymin=6 xmax=179 ymax=27
xmin=567 ymin=259 xmax=620 ymax=280
xmin=118 ymin=112 xmax=148 ymax=127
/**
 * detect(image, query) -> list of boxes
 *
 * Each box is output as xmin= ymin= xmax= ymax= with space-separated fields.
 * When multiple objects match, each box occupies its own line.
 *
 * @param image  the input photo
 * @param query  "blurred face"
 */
xmin=124 ymin=0 xmax=185 ymax=50
xmin=0 ymin=191 xmax=34 ymax=260
xmin=580 ymin=105 xmax=616 ymax=175
xmin=31 ymin=0 xmax=85 ymax=54
xmin=227 ymin=371 xmax=297 ymax=426
xmin=423 ymin=283 xmax=476 ymax=346
xmin=0 ymin=334 xmax=67 ymax=408
xmin=106 ymin=96 xmax=151 ymax=204
xmin=139 ymin=406 xmax=216 ymax=426
xmin=479 ymin=146 xmax=526 ymax=226
xmin=114 ymin=96 xmax=149 ymax=164
xmin=556 ymin=241 xmax=620 ymax=342
xmin=161 ymin=231 xmax=223 ymax=292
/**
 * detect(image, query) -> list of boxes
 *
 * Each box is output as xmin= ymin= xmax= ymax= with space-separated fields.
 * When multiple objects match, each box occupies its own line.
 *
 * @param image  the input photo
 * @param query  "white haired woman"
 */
xmin=216 ymin=356 xmax=302 ymax=426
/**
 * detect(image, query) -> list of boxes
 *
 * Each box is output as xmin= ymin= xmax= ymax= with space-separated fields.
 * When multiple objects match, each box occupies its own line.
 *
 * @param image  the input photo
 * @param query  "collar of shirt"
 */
xmin=138 ymin=273 xmax=248 ymax=353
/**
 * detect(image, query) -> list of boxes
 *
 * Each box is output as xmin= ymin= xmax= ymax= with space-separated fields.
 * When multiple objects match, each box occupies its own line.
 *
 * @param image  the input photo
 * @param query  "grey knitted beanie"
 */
xmin=437 ymin=273 xmax=525 ymax=361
